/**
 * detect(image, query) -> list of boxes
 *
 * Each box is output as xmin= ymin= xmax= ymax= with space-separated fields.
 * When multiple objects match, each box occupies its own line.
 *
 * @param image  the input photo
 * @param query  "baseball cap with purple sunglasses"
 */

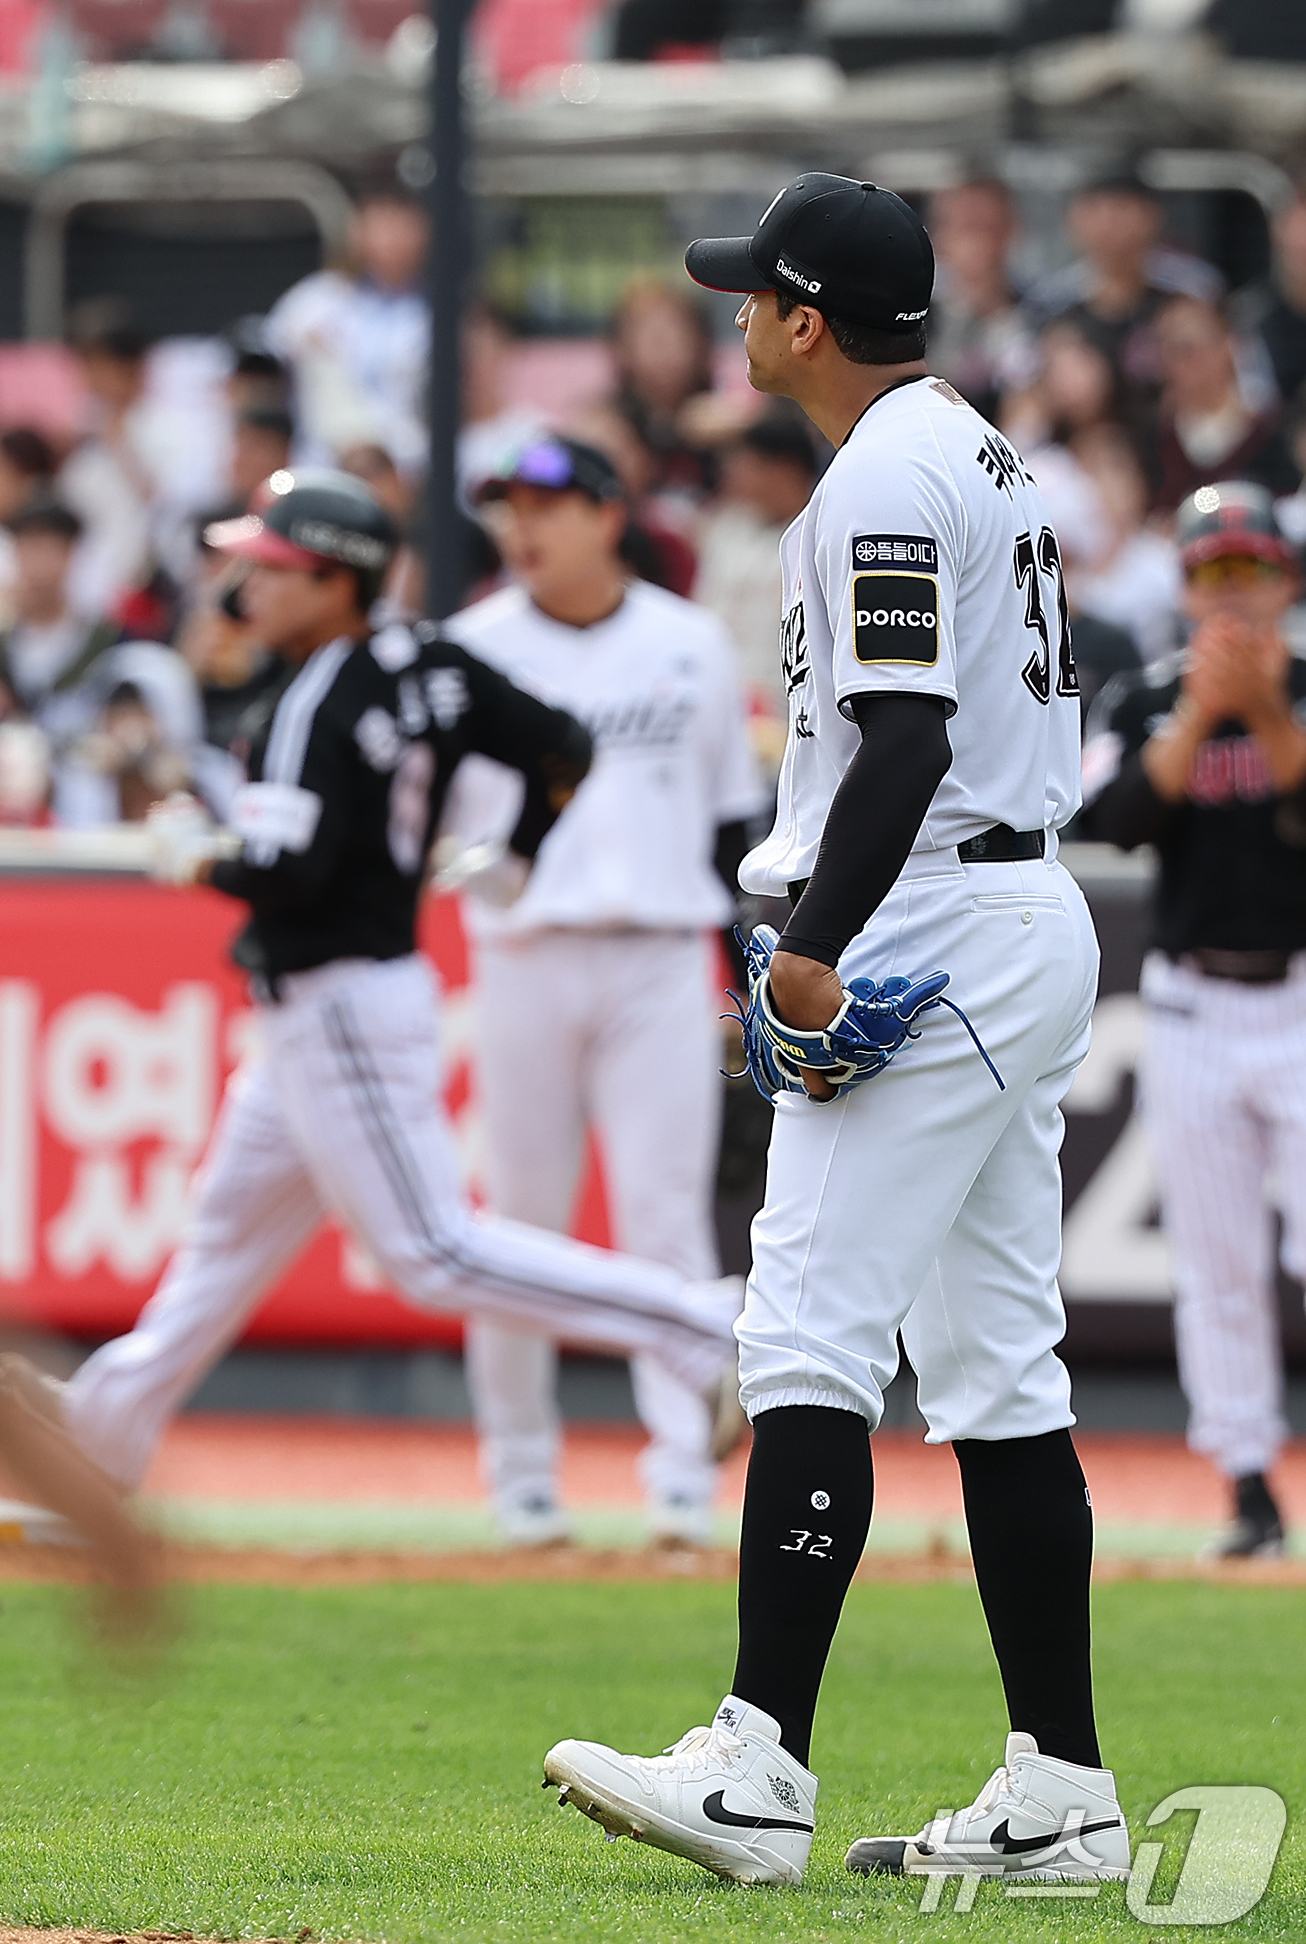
xmin=478 ymin=438 xmax=624 ymax=506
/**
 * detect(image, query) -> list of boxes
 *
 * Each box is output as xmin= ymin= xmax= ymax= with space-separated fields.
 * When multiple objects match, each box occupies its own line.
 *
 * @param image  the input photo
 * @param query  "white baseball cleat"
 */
xmin=845 ymin=1731 xmax=1130 ymax=1882
xmin=497 ymin=1498 xmax=574 ymax=1548
xmin=544 ymin=1694 xmax=817 ymax=1885
xmin=647 ymin=1496 xmax=715 ymax=1550
xmin=0 ymin=1497 xmax=82 ymax=1545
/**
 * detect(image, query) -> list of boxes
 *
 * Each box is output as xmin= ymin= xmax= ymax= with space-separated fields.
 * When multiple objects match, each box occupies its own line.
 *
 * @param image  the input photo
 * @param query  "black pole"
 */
xmin=426 ymin=0 xmax=475 ymax=619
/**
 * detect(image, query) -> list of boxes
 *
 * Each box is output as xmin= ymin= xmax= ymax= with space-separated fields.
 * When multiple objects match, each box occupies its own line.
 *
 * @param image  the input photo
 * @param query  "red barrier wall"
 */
xmin=0 ymin=880 xmax=574 ymax=1347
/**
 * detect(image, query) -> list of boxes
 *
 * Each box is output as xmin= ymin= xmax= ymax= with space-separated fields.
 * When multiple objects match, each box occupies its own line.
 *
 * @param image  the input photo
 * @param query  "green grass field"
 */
xmin=0 ymin=1577 xmax=1299 ymax=1943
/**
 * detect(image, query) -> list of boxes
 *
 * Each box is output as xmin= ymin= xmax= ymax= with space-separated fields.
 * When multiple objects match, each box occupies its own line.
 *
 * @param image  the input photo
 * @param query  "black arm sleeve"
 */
xmin=456 ymin=649 xmax=594 ymax=861
xmin=714 ymin=818 xmax=750 ymax=901
xmin=779 ymin=691 xmax=952 ymax=969
xmin=1080 ymin=751 xmax=1181 ymax=851
xmin=714 ymin=818 xmax=751 ymax=987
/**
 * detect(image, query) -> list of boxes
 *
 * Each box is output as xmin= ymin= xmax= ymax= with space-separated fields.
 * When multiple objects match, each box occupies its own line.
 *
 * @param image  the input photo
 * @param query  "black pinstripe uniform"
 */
xmin=210 ymin=620 xmax=591 ymax=982
xmin=57 ymin=620 xmax=735 ymax=1497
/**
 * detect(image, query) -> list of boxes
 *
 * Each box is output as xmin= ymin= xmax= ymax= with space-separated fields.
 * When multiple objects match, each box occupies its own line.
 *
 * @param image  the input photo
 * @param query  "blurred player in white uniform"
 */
xmin=266 ymin=188 xmax=430 ymax=474
xmin=446 ymin=438 xmax=766 ymax=1545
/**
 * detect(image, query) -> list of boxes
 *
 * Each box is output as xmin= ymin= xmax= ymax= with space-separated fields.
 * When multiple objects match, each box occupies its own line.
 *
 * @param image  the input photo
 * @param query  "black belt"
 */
xmin=786 ymin=825 xmax=1045 ymax=909
xmin=1184 ymin=947 xmax=1295 ymax=986
xmin=957 ymin=824 xmax=1046 ymax=864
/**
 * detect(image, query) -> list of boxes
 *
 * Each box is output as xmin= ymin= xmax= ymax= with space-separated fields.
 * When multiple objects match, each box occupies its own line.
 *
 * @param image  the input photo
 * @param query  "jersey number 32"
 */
xmin=1013 ymin=526 xmax=1078 ymax=704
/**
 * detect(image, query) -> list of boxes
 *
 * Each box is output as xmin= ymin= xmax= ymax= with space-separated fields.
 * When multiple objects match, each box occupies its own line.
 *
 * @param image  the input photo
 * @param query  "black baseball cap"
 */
xmin=206 ymin=468 xmax=398 ymax=575
xmin=1175 ymin=480 xmax=1298 ymax=573
xmin=685 ymin=172 xmax=934 ymax=335
xmin=478 ymin=437 xmax=624 ymax=505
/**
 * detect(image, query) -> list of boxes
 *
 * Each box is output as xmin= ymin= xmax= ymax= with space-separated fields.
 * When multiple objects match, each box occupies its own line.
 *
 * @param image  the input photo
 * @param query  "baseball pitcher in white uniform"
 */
xmin=4 ymin=471 xmax=740 ymax=1507
xmin=542 ymin=175 xmax=1131 ymax=1888
xmin=443 ymin=436 xmax=765 ymax=1546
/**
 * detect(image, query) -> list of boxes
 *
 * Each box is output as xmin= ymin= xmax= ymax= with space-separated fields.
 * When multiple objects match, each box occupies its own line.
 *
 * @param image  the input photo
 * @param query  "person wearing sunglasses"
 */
xmin=443 ymin=435 xmax=765 ymax=1549
xmin=1081 ymin=478 xmax=1306 ymax=1556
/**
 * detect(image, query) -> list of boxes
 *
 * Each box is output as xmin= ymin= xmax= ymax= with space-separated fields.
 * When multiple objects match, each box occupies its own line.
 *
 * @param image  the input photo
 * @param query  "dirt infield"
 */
xmin=0 ymin=1539 xmax=1303 ymax=1587
xmin=138 ymin=1417 xmax=1306 ymax=1527
xmin=0 ymin=1934 xmax=225 ymax=1944
xmin=0 ymin=1934 xmax=278 ymax=1944
xmin=1 ymin=1419 xmax=1303 ymax=1587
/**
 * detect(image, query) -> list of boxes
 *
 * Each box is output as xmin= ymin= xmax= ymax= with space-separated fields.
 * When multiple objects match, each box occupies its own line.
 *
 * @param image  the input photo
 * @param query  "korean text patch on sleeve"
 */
xmin=851 ymin=534 xmax=938 ymax=571
xmin=851 ymin=536 xmax=941 ymax=665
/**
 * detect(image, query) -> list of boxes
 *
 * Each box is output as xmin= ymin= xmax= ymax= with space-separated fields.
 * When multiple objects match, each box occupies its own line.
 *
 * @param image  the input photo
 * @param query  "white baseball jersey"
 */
xmin=444 ymin=580 xmax=765 ymax=933
xmin=265 ymin=271 xmax=430 ymax=474
xmin=740 ymin=376 xmax=1083 ymax=896
xmin=731 ymin=375 xmax=1101 ymax=1443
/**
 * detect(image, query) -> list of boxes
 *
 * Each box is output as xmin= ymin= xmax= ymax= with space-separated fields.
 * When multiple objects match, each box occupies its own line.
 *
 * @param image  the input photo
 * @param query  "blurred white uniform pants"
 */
xmin=739 ymin=854 xmax=1099 ymax=1439
xmin=466 ymin=930 xmax=722 ymax=1518
xmin=64 ymin=953 xmax=731 ymax=1488
xmin=1138 ymin=952 xmax=1306 ymax=1480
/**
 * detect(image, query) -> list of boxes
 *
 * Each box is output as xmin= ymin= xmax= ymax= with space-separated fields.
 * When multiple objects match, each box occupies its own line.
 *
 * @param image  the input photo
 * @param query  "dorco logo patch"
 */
xmin=853 ymin=571 xmax=939 ymax=664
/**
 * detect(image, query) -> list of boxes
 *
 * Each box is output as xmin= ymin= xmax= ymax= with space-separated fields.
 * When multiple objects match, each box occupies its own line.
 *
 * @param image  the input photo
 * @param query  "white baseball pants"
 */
xmin=63 ymin=953 xmax=732 ymax=1488
xmin=465 ymin=930 xmax=722 ymax=1518
xmin=738 ymin=852 xmax=1099 ymax=1439
xmin=1138 ymin=952 xmax=1306 ymax=1480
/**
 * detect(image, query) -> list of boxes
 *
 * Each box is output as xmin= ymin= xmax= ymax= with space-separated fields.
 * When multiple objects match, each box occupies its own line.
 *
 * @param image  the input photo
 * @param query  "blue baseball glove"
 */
xmin=727 ymin=925 xmax=1003 ymax=1104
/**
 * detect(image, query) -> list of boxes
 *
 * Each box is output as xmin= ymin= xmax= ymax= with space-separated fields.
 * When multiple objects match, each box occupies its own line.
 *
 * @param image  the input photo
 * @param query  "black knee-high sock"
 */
xmin=954 ymin=1430 xmax=1100 ymax=1770
xmin=731 ymin=1406 xmax=872 ymax=1768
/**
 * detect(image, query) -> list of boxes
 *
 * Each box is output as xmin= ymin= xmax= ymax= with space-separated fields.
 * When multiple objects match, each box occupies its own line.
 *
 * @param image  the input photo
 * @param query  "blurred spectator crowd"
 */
xmin=7 ymin=164 xmax=1306 ymax=828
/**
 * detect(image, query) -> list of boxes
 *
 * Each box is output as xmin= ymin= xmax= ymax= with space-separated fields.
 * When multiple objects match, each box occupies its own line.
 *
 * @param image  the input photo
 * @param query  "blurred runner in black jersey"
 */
xmin=4 ymin=471 xmax=740 ymax=1513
